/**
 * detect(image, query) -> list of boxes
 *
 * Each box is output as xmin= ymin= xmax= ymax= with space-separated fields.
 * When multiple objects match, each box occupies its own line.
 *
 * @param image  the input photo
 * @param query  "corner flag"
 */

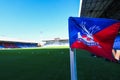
xmin=69 ymin=17 xmax=120 ymax=61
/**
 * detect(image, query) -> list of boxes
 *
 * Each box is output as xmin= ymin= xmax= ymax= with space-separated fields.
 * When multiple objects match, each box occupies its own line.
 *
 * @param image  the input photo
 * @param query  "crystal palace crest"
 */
xmin=77 ymin=21 xmax=101 ymax=48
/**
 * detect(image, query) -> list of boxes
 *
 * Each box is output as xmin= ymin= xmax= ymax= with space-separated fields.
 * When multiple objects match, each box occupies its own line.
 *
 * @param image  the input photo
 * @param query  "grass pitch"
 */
xmin=0 ymin=47 xmax=120 ymax=80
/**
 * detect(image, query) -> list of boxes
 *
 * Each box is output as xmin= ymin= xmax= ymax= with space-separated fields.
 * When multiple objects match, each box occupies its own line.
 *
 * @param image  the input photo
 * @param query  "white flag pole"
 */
xmin=70 ymin=48 xmax=77 ymax=80
xmin=78 ymin=0 xmax=83 ymax=17
xmin=69 ymin=0 xmax=83 ymax=80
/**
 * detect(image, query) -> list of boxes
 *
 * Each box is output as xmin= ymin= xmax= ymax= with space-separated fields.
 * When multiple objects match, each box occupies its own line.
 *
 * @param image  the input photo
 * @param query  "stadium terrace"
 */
xmin=0 ymin=37 xmax=38 ymax=48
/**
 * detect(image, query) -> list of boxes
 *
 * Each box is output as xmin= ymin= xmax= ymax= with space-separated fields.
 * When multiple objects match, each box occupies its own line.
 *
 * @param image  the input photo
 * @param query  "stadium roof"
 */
xmin=80 ymin=0 xmax=120 ymax=20
xmin=42 ymin=38 xmax=68 ymax=42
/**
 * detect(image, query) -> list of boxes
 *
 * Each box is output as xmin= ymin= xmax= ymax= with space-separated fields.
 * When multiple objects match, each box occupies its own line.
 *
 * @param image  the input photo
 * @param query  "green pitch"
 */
xmin=0 ymin=47 xmax=120 ymax=80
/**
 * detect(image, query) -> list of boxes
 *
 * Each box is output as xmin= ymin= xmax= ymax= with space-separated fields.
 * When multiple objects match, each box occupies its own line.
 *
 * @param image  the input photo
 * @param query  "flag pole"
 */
xmin=70 ymin=48 xmax=77 ymax=80
xmin=78 ymin=0 xmax=83 ymax=17
xmin=69 ymin=18 xmax=77 ymax=80
xmin=69 ymin=0 xmax=83 ymax=80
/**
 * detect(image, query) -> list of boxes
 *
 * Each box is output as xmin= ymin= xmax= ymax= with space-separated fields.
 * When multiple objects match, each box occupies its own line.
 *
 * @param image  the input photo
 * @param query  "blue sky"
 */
xmin=0 ymin=0 xmax=80 ymax=42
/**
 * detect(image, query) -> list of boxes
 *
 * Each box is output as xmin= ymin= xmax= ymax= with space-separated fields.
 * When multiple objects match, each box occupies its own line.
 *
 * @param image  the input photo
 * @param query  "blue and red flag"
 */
xmin=69 ymin=17 xmax=120 ymax=61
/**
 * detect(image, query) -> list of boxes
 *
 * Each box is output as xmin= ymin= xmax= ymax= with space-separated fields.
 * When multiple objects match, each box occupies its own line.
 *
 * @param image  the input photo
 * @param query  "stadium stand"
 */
xmin=15 ymin=43 xmax=38 ymax=48
xmin=0 ymin=37 xmax=38 ymax=48
xmin=42 ymin=38 xmax=68 ymax=47
xmin=0 ymin=43 xmax=4 ymax=48
xmin=80 ymin=0 xmax=120 ymax=20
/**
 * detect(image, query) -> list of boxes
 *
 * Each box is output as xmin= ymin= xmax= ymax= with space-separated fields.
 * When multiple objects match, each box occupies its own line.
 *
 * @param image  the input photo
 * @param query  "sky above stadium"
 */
xmin=0 ymin=0 xmax=80 ymax=42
